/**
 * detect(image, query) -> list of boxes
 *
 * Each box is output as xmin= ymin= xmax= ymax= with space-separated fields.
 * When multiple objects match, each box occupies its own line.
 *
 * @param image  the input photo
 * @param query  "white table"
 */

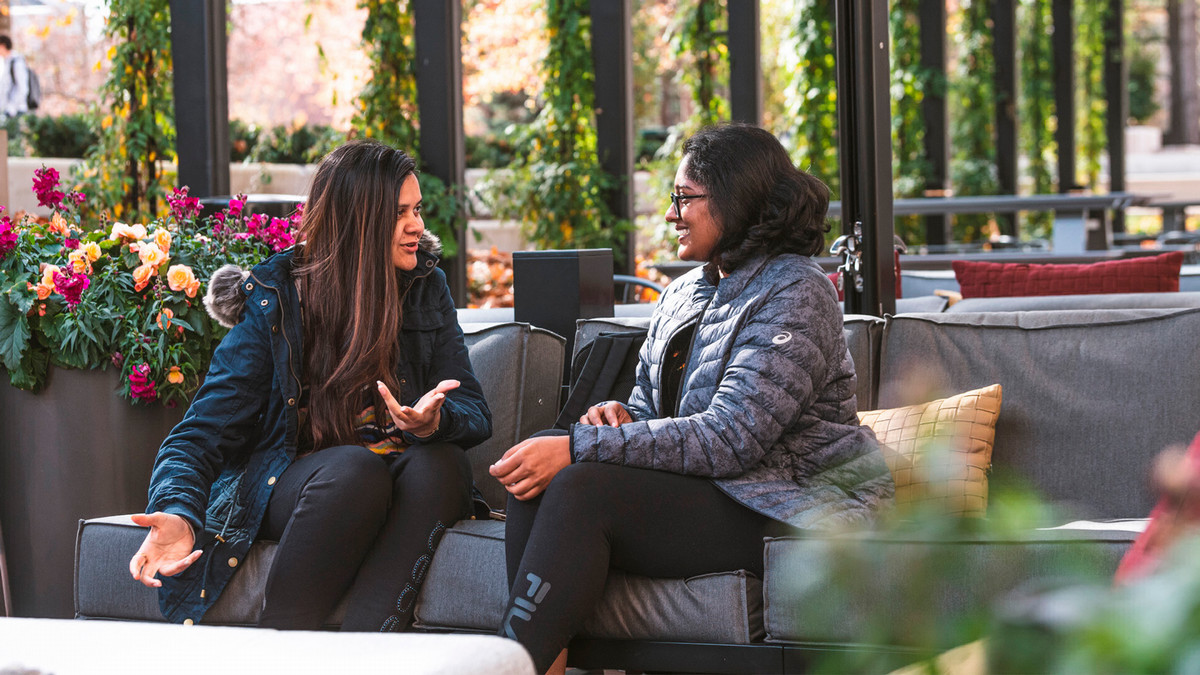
xmin=0 ymin=617 xmax=535 ymax=674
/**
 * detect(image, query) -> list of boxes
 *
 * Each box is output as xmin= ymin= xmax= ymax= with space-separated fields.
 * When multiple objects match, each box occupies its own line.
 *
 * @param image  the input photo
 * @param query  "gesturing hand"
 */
xmin=579 ymin=401 xmax=633 ymax=427
xmin=378 ymin=379 xmax=459 ymax=438
xmin=129 ymin=512 xmax=202 ymax=588
xmin=488 ymin=435 xmax=571 ymax=501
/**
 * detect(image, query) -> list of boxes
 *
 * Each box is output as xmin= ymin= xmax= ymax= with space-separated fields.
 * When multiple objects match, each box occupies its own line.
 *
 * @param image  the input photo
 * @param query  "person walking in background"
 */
xmin=491 ymin=123 xmax=895 ymax=674
xmin=0 ymin=35 xmax=30 ymax=122
xmin=127 ymin=140 xmax=492 ymax=631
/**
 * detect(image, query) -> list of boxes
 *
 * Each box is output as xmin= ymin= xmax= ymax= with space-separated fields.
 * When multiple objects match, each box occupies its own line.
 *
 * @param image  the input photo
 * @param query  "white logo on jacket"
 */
xmin=772 ymin=331 xmax=793 ymax=344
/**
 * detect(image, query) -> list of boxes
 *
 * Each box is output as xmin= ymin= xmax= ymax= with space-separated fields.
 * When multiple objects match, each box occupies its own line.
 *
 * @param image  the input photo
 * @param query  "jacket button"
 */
xmin=184 ymin=619 xmax=194 ymax=626
xmin=228 ymin=557 xmax=238 ymax=568
xmin=271 ymin=325 xmax=278 ymax=333
xmin=400 ymin=379 xmax=407 ymax=385
xmin=267 ymin=476 xmax=276 ymax=486
xmin=425 ymin=260 xmax=433 ymax=267
xmin=287 ymin=397 xmax=296 ymax=406
xmin=245 ymin=283 xmax=253 ymax=291
xmin=260 ymin=299 xmax=269 ymax=307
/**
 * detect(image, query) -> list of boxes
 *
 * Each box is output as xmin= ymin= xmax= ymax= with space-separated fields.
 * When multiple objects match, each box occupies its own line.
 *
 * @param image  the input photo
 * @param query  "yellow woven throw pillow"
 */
xmin=858 ymin=384 xmax=1002 ymax=518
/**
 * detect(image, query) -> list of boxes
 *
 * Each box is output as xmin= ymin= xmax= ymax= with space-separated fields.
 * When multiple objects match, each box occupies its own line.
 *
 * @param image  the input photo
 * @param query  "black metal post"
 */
xmin=1053 ymin=0 xmax=1077 ymax=192
xmin=1104 ymin=0 xmax=1128 ymax=233
xmin=918 ymin=0 xmax=950 ymax=246
xmin=413 ymin=0 xmax=468 ymax=306
xmin=834 ymin=0 xmax=896 ymax=316
xmin=728 ymin=0 xmax=763 ymax=125
xmin=588 ymin=0 xmax=636 ymax=275
xmin=168 ymin=0 xmax=229 ymax=198
xmin=994 ymin=0 xmax=1019 ymax=236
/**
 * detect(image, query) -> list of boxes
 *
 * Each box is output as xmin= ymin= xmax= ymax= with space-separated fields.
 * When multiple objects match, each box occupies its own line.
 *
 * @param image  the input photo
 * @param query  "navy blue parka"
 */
xmin=145 ymin=243 xmax=492 ymax=623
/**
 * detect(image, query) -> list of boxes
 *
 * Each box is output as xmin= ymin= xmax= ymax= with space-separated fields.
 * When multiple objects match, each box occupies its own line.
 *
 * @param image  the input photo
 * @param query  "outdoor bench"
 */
xmin=74 ymin=297 xmax=1200 ymax=673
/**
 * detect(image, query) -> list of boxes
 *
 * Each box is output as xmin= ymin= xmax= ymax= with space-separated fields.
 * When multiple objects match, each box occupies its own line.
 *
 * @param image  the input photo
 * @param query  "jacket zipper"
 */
xmin=249 ymin=272 xmax=301 ymax=397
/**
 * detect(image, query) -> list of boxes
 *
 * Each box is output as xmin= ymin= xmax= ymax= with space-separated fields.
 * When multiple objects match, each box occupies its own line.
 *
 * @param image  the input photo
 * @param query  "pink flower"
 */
xmin=52 ymin=269 xmax=91 ymax=308
xmin=168 ymin=187 xmax=202 ymax=220
xmin=228 ymin=197 xmax=245 ymax=217
xmin=33 ymin=166 xmax=65 ymax=209
xmin=128 ymin=363 xmax=158 ymax=401
xmin=63 ymin=238 xmax=80 ymax=250
xmin=0 ymin=217 xmax=16 ymax=260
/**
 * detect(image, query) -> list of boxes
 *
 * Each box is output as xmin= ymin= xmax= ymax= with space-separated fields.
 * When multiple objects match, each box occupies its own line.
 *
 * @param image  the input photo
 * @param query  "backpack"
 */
xmin=11 ymin=56 xmax=40 ymax=111
xmin=554 ymin=329 xmax=648 ymax=429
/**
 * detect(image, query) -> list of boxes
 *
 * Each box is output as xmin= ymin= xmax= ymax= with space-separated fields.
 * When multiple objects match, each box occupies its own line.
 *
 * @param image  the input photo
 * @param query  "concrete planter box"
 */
xmin=0 ymin=367 xmax=184 ymax=618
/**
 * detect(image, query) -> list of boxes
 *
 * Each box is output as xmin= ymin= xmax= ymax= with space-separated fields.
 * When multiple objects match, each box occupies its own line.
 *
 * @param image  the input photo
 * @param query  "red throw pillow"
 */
xmin=952 ymin=251 xmax=1183 ymax=298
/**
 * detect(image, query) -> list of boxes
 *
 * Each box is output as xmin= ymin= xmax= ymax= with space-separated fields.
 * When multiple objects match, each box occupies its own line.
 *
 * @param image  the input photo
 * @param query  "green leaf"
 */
xmin=0 ymin=296 xmax=31 ymax=372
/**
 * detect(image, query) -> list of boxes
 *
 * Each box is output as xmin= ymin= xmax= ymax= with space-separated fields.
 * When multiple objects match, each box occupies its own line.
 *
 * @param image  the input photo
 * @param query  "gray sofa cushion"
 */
xmin=879 ymin=308 xmax=1200 ymax=519
xmin=77 ymin=515 xmax=763 ymax=644
xmin=843 ymin=315 xmax=885 ymax=411
xmin=459 ymin=322 xmax=565 ymax=508
xmin=945 ymin=291 xmax=1200 ymax=313
xmin=762 ymin=523 xmax=1138 ymax=646
xmin=413 ymin=519 xmax=764 ymax=644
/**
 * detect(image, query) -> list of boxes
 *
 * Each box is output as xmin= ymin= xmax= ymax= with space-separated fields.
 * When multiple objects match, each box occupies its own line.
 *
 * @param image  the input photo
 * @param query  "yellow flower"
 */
xmin=109 ymin=222 xmax=147 ymax=241
xmin=132 ymin=264 xmax=155 ymax=291
xmin=167 ymin=367 xmax=184 ymax=385
xmin=154 ymin=229 xmax=172 ymax=256
xmin=82 ymin=241 xmax=101 ymax=262
xmin=40 ymin=264 xmax=60 ymax=288
xmin=137 ymin=242 xmax=167 ymax=268
xmin=167 ymin=264 xmax=197 ymax=296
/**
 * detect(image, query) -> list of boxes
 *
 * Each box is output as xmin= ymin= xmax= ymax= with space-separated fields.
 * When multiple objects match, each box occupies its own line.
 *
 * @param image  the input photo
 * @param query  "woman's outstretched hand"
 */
xmin=378 ymin=379 xmax=459 ymax=438
xmin=489 ymin=436 xmax=571 ymax=501
xmin=129 ymin=512 xmax=202 ymax=588
xmin=579 ymin=401 xmax=633 ymax=427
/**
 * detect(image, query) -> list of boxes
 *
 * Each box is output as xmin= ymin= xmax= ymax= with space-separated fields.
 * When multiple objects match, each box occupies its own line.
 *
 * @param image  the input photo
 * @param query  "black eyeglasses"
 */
xmin=669 ymin=192 xmax=708 ymax=218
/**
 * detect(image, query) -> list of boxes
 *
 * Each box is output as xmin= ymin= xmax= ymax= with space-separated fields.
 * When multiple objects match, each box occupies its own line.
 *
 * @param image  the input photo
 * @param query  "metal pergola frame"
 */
xmin=170 ymin=0 xmax=1129 ymax=320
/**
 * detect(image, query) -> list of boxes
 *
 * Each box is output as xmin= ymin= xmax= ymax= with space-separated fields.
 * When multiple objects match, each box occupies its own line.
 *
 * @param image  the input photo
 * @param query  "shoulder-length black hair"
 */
xmin=296 ymin=139 xmax=418 ymax=448
xmin=681 ymin=123 xmax=830 ymax=272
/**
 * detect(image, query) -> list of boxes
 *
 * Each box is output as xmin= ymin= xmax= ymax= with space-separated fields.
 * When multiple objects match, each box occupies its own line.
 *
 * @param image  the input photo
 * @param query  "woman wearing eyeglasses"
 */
xmin=490 ymin=123 xmax=894 ymax=674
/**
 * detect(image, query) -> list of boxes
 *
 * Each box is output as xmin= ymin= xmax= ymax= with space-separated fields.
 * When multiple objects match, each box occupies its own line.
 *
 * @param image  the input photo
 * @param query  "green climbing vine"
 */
xmin=950 ymin=0 xmax=998 ymax=243
xmin=1019 ymin=0 xmax=1055 ymax=238
xmin=1075 ymin=0 xmax=1108 ymax=191
xmin=779 ymin=0 xmax=840 ymax=199
xmin=479 ymin=0 xmax=628 ymax=258
xmin=353 ymin=0 xmax=458 ymax=257
xmin=889 ymin=0 xmax=933 ymax=244
xmin=76 ymin=0 xmax=174 ymax=224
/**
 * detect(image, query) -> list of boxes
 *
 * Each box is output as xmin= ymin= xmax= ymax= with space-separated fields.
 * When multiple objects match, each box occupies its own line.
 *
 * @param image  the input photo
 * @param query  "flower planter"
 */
xmin=0 ymin=366 xmax=184 ymax=618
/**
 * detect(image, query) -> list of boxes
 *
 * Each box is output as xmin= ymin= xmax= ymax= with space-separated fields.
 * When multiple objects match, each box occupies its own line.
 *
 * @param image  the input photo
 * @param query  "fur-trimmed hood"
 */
xmin=203 ymin=230 xmax=443 ymax=329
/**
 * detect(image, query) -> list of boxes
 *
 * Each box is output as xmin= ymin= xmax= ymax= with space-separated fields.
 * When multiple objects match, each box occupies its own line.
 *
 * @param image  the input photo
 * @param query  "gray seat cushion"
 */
xmin=458 ymin=322 xmax=565 ymax=508
xmin=76 ymin=516 xmax=763 ymax=644
xmin=842 ymin=315 xmax=884 ymax=411
xmin=413 ymin=519 xmax=764 ymax=644
xmin=878 ymin=308 xmax=1200 ymax=519
xmin=762 ymin=523 xmax=1139 ymax=646
xmin=945 ymin=291 xmax=1200 ymax=313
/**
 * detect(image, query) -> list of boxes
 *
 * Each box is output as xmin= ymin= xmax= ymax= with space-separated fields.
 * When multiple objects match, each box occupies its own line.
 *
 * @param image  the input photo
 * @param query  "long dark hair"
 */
xmin=296 ymin=140 xmax=417 ymax=448
xmin=681 ymin=123 xmax=830 ymax=271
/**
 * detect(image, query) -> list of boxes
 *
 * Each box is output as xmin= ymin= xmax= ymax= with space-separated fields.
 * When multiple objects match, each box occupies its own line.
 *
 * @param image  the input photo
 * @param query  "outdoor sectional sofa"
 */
xmin=74 ymin=293 xmax=1200 ymax=673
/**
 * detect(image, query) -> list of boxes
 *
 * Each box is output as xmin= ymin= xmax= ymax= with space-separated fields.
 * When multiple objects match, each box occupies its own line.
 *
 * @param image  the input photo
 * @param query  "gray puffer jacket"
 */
xmin=571 ymin=253 xmax=894 ymax=530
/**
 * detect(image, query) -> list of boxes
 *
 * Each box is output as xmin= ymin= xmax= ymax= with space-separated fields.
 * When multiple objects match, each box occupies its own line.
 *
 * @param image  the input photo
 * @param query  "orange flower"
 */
xmin=49 ymin=212 xmax=69 ymax=236
xmin=156 ymin=307 xmax=175 ymax=330
xmin=68 ymin=249 xmax=91 ymax=274
xmin=167 ymin=366 xmax=184 ymax=384
xmin=81 ymin=241 xmax=102 ymax=262
xmin=35 ymin=284 xmax=51 ymax=300
xmin=138 ymin=242 xmax=167 ymax=268
xmin=109 ymin=222 xmax=147 ymax=241
xmin=167 ymin=264 xmax=197 ymax=296
xmin=132 ymin=263 xmax=155 ymax=291
xmin=154 ymin=229 xmax=172 ymax=256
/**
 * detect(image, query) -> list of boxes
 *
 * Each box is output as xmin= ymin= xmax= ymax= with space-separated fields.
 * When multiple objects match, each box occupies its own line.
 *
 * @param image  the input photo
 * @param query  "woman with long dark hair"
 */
xmin=490 ymin=124 xmax=894 ymax=673
xmin=128 ymin=140 xmax=491 ymax=631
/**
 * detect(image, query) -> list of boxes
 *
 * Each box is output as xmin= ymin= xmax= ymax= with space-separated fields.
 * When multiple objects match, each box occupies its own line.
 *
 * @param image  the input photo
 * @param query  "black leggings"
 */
xmin=499 ymin=445 xmax=788 ymax=672
xmin=257 ymin=443 xmax=472 ymax=631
